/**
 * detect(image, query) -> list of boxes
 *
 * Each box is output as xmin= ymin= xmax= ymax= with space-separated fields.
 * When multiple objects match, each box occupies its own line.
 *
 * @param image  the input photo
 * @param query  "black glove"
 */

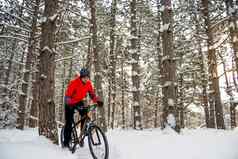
xmin=97 ymin=100 xmax=104 ymax=107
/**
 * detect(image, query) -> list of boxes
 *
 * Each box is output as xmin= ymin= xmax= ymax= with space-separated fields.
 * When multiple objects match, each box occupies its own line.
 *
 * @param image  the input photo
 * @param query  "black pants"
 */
xmin=64 ymin=102 xmax=87 ymax=146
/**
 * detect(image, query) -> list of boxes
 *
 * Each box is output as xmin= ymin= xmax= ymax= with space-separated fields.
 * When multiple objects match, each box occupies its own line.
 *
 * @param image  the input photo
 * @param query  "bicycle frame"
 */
xmin=71 ymin=113 xmax=96 ymax=145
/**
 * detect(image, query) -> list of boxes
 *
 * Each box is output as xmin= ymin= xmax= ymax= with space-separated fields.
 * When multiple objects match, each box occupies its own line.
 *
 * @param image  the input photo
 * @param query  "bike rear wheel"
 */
xmin=60 ymin=126 xmax=77 ymax=152
xmin=88 ymin=125 xmax=109 ymax=159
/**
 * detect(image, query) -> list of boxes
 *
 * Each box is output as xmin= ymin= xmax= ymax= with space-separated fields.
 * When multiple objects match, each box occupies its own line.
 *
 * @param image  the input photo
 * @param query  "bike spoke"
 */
xmin=90 ymin=128 xmax=107 ymax=158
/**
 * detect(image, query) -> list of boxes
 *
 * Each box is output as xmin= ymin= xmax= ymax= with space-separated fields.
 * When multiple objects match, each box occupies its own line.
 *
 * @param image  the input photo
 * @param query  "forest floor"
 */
xmin=0 ymin=128 xmax=238 ymax=159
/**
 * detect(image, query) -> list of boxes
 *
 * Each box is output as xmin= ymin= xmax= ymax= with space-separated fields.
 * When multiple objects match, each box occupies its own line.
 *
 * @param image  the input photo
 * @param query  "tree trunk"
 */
xmin=38 ymin=0 xmax=58 ymax=143
xmin=107 ymin=83 xmax=111 ymax=127
xmin=225 ymin=0 xmax=238 ymax=76
xmin=29 ymin=68 xmax=39 ymax=128
xmin=110 ymin=0 xmax=117 ymax=129
xmin=130 ymin=0 xmax=142 ymax=130
xmin=160 ymin=0 xmax=179 ymax=132
xmin=193 ymin=12 xmax=211 ymax=128
xmin=17 ymin=0 xmax=40 ymax=130
xmin=86 ymin=31 xmax=92 ymax=71
xmin=4 ymin=42 xmax=16 ymax=94
xmin=155 ymin=0 xmax=162 ymax=128
xmin=89 ymin=0 xmax=107 ymax=131
xmin=230 ymin=103 xmax=237 ymax=128
xmin=154 ymin=92 xmax=159 ymax=128
xmin=177 ymin=73 xmax=185 ymax=128
xmin=201 ymin=0 xmax=225 ymax=129
xmin=232 ymin=59 xmax=238 ymax=92
xmin=121 ymin=53 xmax=126 ymax=129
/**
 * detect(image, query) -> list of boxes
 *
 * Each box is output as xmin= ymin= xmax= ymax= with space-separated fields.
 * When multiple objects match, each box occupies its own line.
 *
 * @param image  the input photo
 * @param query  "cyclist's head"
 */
xmin=80 ymin=68 xmax=90 ymax=83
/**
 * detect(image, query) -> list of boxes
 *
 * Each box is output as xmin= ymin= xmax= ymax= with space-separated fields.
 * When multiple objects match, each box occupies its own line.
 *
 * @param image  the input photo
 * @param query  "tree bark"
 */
xmin=89 ymin=0 xmax=107 ymax=131
xmin=4 ymin=42 xmax=16 ymax=94
xmin=225 ymin=0 xmax=238 ymax=76
xmin=193 ymin=11 xmax=211 ymax=128
xmin=17 ymin=0 xmax=40 ymax=130
xmin=201 ymin=0 xmax=225 ymax=129
xmin=177 ymin=73 xmax=185 ymax=128
xmin=155 ymin=0 xmax=162 ymax=128
xmin=38 ymin=0 xmax=58 ymax=143
xmin=121 ymin=52 xmax=126 ymax=129
xmin=160 ymin=0 xmax=179 ymax=132
xmin=130 ymin=0 xmax=142 ymax=130
xmin=230 ymin=103 xmax=237 ymax=128
xmin=29 ymin=67 xmax=39 ymax=128
xmin=109 ymin=0 xmax=117 ymax=129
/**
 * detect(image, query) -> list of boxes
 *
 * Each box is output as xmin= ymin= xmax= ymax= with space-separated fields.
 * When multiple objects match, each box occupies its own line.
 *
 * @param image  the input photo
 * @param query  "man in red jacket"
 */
xmin=63 ymin=68 xmax=102 ymax=148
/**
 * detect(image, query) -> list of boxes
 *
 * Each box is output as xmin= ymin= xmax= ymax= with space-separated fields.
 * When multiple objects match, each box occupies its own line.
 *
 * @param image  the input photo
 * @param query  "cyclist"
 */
xmin=63 ymin=68 xmax=103 ymax=148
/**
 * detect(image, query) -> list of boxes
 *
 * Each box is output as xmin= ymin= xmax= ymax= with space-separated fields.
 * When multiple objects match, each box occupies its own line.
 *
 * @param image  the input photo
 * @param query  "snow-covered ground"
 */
xmin=1 ymin=128 xmax=238 ymax=159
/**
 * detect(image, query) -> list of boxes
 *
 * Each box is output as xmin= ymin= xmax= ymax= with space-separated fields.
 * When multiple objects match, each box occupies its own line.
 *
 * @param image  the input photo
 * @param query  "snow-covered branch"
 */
xmin=56 ymin=36 xmax=91 ymax=45
xmin=0 ymin=35 xmax=28 ymax=42
xmin=55 ymin=55 xmax=76 ymax=62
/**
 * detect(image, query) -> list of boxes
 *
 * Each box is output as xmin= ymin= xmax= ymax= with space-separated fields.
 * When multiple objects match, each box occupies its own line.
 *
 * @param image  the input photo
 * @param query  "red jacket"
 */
xmin=65 ymin=76 xmax=97 ymax=106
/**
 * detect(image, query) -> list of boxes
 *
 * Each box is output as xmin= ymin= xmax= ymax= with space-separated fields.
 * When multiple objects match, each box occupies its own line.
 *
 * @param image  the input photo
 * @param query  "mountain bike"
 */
xmin=60 ymin=104 xmax=109 ymax=159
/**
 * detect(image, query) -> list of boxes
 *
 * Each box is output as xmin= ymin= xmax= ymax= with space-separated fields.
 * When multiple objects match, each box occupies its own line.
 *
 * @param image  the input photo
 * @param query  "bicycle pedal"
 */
xmin=79 ymin=141 xmax=84 ymax=147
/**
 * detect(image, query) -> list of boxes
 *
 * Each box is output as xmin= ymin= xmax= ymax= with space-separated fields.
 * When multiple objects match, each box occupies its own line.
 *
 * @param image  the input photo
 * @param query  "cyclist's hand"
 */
xmin=64 ymin=96 xmax=72 ymax=105
xmin=97 ymin=100 xmax=103 ymax=107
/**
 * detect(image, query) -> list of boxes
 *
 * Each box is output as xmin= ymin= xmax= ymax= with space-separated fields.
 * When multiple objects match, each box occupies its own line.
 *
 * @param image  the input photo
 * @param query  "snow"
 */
xmin=160 ymin=23 xmax=170 ymax=32
xmin=233 ymin=36 xmax=238 ymax=43
xmin=1 ymin=128 xmax=238 ymax=159
xmin=168 ymin=98 xmax=175 ymax=106
xmin=49 ymin=14 xmax=58 ymax=22
xmin=131 ymin=86 xmax=138 ymax=92
xmin=128 ymin=35 xmax=138 ymax=40
xmin=128 ymin=59 xmax=138 ymax=64
xmin=228 ymin=7 xmax=236 ymax=15
xmin=187 ymin=103 xmax=204 ymax=113
xmin=134 ymin=101 xmax=139 ymax=106
xmin=42 ymin=46 xmax=52 ymax=53
xmin=166 ymin=113 xmax=176 ymax=128
xmin=40 ymin=74 xmax=47 ymax=79
xmin=39 ymin=16 xmax=47 ymax=23
xmin=161 ymin=55 xmax=170 ymax=62
xmin=159 ymin=6 xmax=165 ymax=12
xmin=132 ymin=71 xmax=139 ymax=76
xmin=163 ymin=81 xmax=172 ymax=87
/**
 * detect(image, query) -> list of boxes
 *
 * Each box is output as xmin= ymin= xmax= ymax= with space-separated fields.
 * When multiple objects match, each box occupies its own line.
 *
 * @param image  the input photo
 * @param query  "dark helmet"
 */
xmin=80 ymin=68 xmax=90 ymax=78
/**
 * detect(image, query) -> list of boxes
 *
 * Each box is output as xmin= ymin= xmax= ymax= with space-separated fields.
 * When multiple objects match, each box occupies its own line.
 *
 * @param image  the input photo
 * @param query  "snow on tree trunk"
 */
xmin=130 ymin=0 xmax=142 ymax=130
xmin=160 ymin=0 xmax=180 ymax=132
xmin=38 ymin=0 xmax=58 ymax=143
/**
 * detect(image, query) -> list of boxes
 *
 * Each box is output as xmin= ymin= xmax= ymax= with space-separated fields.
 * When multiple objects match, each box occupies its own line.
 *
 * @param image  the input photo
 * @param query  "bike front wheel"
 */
xmin=88 ymin=125 xmax=109 ymax=159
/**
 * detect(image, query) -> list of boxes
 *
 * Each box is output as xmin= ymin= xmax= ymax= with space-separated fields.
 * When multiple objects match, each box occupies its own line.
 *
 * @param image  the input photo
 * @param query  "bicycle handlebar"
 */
xmin=75 ymin=104 xmax=97 ymax=112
